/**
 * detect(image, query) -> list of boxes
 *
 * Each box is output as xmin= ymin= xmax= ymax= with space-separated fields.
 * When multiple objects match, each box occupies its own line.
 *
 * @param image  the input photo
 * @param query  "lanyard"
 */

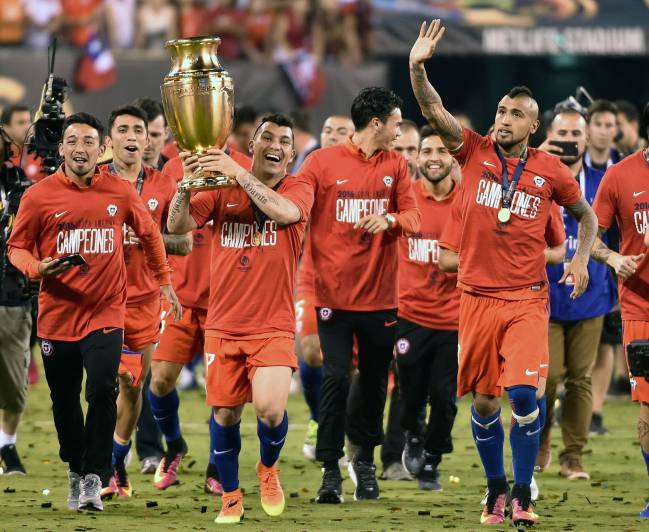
xmin=109 ymin=163 xmax=145 ymax=195
xmin=495 ymin=144 xmax=528 ymax=210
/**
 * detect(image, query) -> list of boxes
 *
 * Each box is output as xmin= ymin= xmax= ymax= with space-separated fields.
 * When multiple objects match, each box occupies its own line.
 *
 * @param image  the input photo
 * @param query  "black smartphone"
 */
xmin=548 ymin=140 xmax=579 ymax=157
xmin=57 ymin=253 xmax=87 ymax=267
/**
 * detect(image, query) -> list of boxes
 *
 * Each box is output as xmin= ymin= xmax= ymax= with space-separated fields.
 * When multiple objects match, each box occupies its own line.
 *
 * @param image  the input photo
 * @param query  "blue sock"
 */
xmin=642 ymin=448 xmax=649 ymax=477
xmin=508 ymin=385 xmax=541 ymax=487
xmin=537 ymin=396 xmax=547 ymax=429
xmin=258 ymin=412 xmax=288 ymax=468
xmin=112 ymin=439 xmax=131 ymax=466
xmin=211 ymin=418 xmax=241 ymax=493
xmin=470 ymin=404 xmax=506 ymax=480
xmin=147 ymin=388 xmax=181 ymax=443
xmin=299 ymin=359 xmax=322 ymax=422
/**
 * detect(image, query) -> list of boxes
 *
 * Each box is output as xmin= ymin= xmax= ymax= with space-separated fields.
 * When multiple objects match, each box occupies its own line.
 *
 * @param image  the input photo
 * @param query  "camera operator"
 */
xmin=1 ymin=104 xmax=46 ymax=183
xmin=0 ymin=113 xmax=34 ymax=475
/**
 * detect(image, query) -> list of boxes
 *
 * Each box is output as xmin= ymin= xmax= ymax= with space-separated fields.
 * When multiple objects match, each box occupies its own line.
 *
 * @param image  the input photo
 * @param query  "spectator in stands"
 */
xmin=60 ymin=0 xmax=104 ymax=47
xmin=229 ymin=104 xmax=259 ymax=155
xmin=289 ymin=108 xmax=318 ymax=171
xmin=0 ymin=0 xmax=25 ymax=45
xmin=313 ymin=0 xmax=368 ymax=66
xmin=106 ymin=0 xmax=136 ymax=49
xmin=134 ymin=0 xmax=178 ymax=49
xmin=23 ymin=0 xmax=62 ymax=49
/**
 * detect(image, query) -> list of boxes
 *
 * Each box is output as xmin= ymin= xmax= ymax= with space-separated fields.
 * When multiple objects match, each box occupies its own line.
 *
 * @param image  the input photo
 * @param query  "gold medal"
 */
xmin=497 ymin=207 xmax=511 ymax=223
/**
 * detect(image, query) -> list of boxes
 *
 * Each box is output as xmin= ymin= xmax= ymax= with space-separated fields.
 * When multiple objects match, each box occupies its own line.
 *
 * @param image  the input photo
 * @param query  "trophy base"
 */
xmin=178 ymin=171 xmax=236 ymax=192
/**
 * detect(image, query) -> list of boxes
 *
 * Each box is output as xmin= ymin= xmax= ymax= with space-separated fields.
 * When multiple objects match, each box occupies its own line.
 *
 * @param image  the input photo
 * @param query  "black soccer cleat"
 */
xmin=401 ymin=432 xmax=425 ymax=476
xmin=0 ymin=444 xmax=26 ymax=475
xmin=316 ymin=467 xmax=344 ymax=504
xmin=347 ymin=459 xmax=379 ymax=501
xmin=418 ymin=461 xmax=442 ymax=491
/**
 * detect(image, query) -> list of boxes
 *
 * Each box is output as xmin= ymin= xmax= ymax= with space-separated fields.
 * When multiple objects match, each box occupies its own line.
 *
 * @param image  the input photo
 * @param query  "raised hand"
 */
xmin=409 ymin=19 xmax=446 ymax=66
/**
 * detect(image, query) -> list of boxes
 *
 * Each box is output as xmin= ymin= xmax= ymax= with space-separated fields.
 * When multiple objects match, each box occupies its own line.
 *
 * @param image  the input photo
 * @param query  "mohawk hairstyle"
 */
xmin=507 ymin=86 xmax=534 ymax=99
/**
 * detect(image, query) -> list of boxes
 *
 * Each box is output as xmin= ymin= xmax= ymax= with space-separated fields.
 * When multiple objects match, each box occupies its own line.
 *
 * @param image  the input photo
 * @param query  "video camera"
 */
xmin=553 ymin=86 xmax=594 ymax=118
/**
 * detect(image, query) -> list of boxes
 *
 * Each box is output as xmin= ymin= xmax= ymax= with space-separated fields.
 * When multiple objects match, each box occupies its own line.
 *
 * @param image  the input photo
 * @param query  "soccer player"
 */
xmin=133 ymin=97 xmax=169 ymax=171
xmin=397 ymin=126 xmax=460 ymax=491
xmin=585 ymin=100 xmax=621 ymax=171
xmin=149 ymin=144 xmax=251 ymax=494
xmin=392 ymin=119 xmax=421 ymax=180
xmin=99 ymin=105 xmax=184 ymax=499
xmin=410 ymin=20 xmax=597 ymax=526
xmin=7 ymin=112 xmax=175 ymax=511
xmin=298 ymin=87 xmax=421 ymax=503
xmin=167 ymin=113 xmax=313 ymax=524
xmin=591 ymin=102 xmax=649 ymax=518
xmin=296 ymin=114 xmax=355 ymax=461
xmin=536 ymin=110 xmax=617 ymax=479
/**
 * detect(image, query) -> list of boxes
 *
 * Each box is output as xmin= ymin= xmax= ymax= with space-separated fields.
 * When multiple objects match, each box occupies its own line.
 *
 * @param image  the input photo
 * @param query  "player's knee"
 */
xmin=213 ymin=406 xmax=242 ymax=427
xmin=150 ymin=372 xmax=176 ymax=396
xmin=473 ymin=394 xmax=500 ymax=418
xmin=301 ymin=336 xmax=322 ymax=367
xmin=507 ymin=385 xmax=539 ymax=423
xmin=254 ymin=401 xmax=285 ymax=428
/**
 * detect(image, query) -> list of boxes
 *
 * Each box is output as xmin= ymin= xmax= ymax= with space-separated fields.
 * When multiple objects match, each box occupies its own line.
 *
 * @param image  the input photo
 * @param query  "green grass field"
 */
xmin=1 ymin=368 xmax=648 ymax=531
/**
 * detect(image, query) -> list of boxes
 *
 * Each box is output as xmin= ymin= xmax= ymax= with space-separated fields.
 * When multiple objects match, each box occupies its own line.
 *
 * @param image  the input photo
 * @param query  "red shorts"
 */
xmin=123 ymin=298 xmax=162 ymax=352
xmin=295 ymin=293 xmax=318 ymax=338
xmin=154 ymin=306 xmax=206 ymax=365
xmin=623 ymin=320 xmax=649 ymax=403
xmin=457 ymin=292 xmax=549 ymax=397
xmin=204 ymin=335 xmax=297 ymax=407
xmin=119 ymin=348 xmax=145 ymax=387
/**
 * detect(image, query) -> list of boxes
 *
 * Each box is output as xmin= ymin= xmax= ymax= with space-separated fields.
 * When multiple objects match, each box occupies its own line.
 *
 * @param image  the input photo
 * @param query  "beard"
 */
xmin=420 ymin=165 xmax=451 ymax=183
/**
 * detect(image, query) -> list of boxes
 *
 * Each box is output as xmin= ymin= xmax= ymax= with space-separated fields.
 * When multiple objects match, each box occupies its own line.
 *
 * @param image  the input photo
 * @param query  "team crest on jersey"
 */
xmin=396 ymin=338 xmax=410 ymax=355
xmin=107 ymin=204 xmax=118 ymax=217
xmin=383 ymin=175 xmax=393 ymax=187
xmin=147 ymin=198 xmax=159 ymax=211
xmin=41 ymin=340 xmax=53 ymax=356
xmin=533 ymin=176 xmax=545 ymax=188
xmin=319 ymin=308 xmax=333 ymax=321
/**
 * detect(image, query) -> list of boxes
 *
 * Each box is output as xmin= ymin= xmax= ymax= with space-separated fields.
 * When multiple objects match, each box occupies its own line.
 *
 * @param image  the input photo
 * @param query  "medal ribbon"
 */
xmin=495 ymin=144 xmax=528 ymax=211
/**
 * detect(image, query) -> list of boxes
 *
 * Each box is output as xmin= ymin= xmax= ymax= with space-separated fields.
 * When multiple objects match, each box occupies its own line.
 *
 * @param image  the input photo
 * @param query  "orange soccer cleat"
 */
xmin=256 ymin=461 xmax=285 ymax=517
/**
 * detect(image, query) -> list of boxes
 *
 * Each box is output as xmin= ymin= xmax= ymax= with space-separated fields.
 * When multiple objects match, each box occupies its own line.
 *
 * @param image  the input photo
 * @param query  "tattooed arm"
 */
xmin=166 ymin=190 xmax=197 ymax=234
xmin=409 ymin=20 xmax=463 ymax=151
xmin=592 ymin=227 xmax=646 ymax=280
xmin=163 ymin=233 xmax=193 ymax=255
xmin=559 ymin=197 xmax=597 ymax=298
xmin=236 ymin=170 xmax=302 ymax=225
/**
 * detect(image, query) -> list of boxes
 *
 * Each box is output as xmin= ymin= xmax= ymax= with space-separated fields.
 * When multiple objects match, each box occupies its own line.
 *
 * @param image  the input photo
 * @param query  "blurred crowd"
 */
xmin=0 ymin=0 xmax=373 ymax=65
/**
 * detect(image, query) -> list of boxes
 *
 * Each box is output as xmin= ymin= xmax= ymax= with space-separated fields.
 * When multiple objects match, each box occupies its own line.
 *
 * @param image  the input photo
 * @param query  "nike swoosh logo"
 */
xmin=539 ymin=364 xmax=549 ymax=368
xmin=102 ymin=327 xmax=119 ymax=334
xmin=525 ymin=369 xmax=538 ymax=376
xmin=213 ymin=449 xmax=233 ymax=456
xmin=269 ymin=437 xmax=286 ymax=446
xmin=526 ymin=428 xmax=541 ymax=436
xmin=226 ymin=203 xmax=238 ymax=208
xmin=336 ymin=179 xmax=348 ymax=185
xmin=475 ymin=436 xmax=494 ymax=442
xmin=483 ymin=161 xmax=497 ymax=168
xmin=633 ymin=191 xmax=645 ymax=197
xmin=54 ymin=211 xmax=68 ymax=218
xmin=384 ymin=320 xmax=397 ymax=327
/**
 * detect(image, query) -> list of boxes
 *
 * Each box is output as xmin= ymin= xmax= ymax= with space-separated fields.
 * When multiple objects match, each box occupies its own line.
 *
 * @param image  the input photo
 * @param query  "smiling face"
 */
xmin=418 ymin=134 xmax=453 ymax=183
xmin=494 ymin=94 xmax=539 ymax=150
xmin=59 ymin=123 xmax=104 ymax=179
xmin=320 ymin=115 xmax=355 ymax=148
xmin=109 ymin=114 xmax=148 ymax=167
xmin=374 ymin=108 xmax=403 ymax=151
xmin=250 ymin=121 xmax=295 ymax=179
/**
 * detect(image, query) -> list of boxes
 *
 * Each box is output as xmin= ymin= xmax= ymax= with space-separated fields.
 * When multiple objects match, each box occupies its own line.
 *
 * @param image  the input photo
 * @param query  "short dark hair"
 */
xmin=419 ymin=124 xmax=439 ymax=143
xmin=1 ymin=104 xmax=29 ymax=126
xmin=252 ymin=112 xmax=295 ymax=143
xmin=289 ymin=108 xmax=311 ymax=132
xmin=507 ymin=86 xmax=534 ymax=99
xmin=587 ymin=100 xmax=618 ymax=123
xmin=400 ymin=119 xmax=419 ymax=133
xmin=233 ymin=104 xmax=258 ymax=131
xmin=62 ymin=112 xmax=105 ymax=140
xmin=350 ymin=87 xmax=403 ymax=131
xmin=108 ymin=105 xmax=149 ymax=134
xmin=615 ymin=100 xmax=639 ymax=124
xmin=132 ymin=97 xmax=166 ymax=126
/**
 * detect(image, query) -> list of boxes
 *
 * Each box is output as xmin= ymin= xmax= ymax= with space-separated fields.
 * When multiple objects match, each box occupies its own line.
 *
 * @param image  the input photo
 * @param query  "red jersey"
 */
xmin=444 ymin=128 xmax=580 ymax=299
xmin=297 ymin=140 xmax=421 ymax=311
xmin=593 ymin=150 xmax=649 ymax=321
xmin=296 ymin=229 xmax=315 ymax=297
xmin=189 ymin=174 xmax=313 ymax=337
xmin=101 ymin=164 xmax=176 ymax=307
xmin=7 ymin=166 xmax=171 ymax=341
xmin=399 ymin=179 xmax=460 ymax=330
xmin=162 ymin=149 xmax=252 ymax=310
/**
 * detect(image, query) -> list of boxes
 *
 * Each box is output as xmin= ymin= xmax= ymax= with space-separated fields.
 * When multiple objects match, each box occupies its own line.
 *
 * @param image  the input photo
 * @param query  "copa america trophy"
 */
xmin=161 ymin=36 xmax=235 ymax=191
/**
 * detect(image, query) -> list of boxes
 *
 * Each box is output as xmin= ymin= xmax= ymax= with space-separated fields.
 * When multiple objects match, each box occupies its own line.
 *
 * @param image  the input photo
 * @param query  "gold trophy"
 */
xmin=161 ymin=36 xmax=235 ymax=191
